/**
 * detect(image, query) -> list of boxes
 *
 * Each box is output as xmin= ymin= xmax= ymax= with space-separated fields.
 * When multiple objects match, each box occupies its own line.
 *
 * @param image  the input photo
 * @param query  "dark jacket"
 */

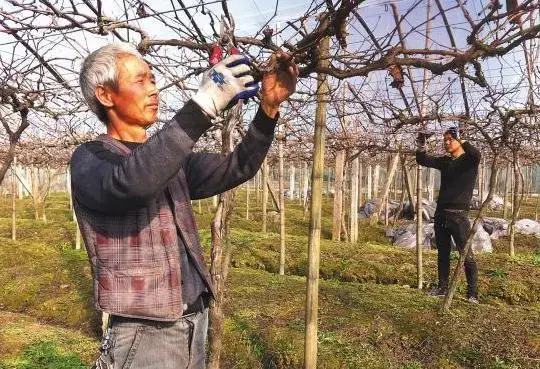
xmin=70 ymin=101 xmax=277 ymax=320
xmin=416 ymin=141 xmax=481 ymax=211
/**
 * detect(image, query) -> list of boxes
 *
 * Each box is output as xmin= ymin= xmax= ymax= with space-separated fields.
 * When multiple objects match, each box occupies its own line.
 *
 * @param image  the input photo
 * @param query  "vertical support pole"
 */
xmin=305 ymin=35 xmax=329 ymax=369
xmin=278 ymin=133 xmax=286 ymax=275
xmin=289 ymin=165 xmax=296 ymax=200
xmin=262 ymin=158 xmax=269 ymax=233
xmin=11 ymin=157 xmax=17 ymax=241
xmin=332 ymin=150 xmax=346 ymax=241
xmin=350 ymin=157 xmax=359 ymax=243
xmin=367 ymin=165 xmax=373 ymax=199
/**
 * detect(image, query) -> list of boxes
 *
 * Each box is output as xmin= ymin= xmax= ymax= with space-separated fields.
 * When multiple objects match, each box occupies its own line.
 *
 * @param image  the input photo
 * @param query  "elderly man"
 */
xmin=416 ymin=127 xmax=481 ymax=304
xmin=71 ymin=42 xmax=298 ymax=369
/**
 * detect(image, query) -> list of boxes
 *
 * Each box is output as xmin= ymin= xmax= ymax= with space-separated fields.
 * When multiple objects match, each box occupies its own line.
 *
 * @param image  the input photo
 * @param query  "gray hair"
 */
xmin=79 ymin=43 xmax=143 ymax=123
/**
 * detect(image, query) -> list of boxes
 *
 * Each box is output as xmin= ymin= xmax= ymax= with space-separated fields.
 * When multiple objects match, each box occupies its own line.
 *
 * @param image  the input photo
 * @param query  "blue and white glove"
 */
xmin=192 ymin=54 xmax=259 ymax=119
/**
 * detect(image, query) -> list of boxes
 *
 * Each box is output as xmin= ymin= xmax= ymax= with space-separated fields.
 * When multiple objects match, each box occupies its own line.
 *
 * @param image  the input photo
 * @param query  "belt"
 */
xmin=110 ymin=294 xmax=211 ymax=323
xmin=442 ymin=208 xmax=467 ymax=213
xmin=436 ymin=209 xmax=468 ymax=217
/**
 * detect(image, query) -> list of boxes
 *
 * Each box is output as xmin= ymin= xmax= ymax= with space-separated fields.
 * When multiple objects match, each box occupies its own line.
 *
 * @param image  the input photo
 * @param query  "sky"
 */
xmin=0 ymin=0 xmax=537 ymax=141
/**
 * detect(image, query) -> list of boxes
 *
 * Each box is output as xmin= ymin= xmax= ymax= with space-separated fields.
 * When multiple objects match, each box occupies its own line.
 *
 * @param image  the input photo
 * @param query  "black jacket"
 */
xmin=416 ymin=141 xmax=481 ymax=211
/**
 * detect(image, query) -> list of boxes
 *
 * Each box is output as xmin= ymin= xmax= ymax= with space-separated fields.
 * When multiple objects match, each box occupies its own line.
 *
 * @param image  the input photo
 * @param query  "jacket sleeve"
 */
xmin=184 ymin=107 xmax=277 ymax=200
xmin=462 ymin=141 xmax=481 ymax=166
xmin=415 ymin=150 xmax=445 ymax=170
xmin=70 ymin=100 xmax=212 ymax=213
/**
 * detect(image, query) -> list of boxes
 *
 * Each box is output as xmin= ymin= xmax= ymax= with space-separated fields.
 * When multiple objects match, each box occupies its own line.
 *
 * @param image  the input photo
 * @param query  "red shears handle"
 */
xmin=209 ymin=44 xmax=240 ymax=66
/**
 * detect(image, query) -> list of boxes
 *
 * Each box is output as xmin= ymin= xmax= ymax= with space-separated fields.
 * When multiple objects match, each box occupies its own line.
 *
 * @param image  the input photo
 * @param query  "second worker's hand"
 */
xmin=260 ymin=51 xmax=299 ymax=119
xmin=416 ymin=130 xmax=434 ymax=150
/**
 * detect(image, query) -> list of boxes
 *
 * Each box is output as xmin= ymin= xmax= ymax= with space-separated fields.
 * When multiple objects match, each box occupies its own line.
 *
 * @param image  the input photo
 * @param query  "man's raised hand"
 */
xmin=260 ymin=51 xmax=299 ymax=118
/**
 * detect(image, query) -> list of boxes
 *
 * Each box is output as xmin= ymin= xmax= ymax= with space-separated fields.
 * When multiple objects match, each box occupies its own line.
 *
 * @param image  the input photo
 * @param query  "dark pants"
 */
xmin=434 ymin=210 xmax=478 ymax=298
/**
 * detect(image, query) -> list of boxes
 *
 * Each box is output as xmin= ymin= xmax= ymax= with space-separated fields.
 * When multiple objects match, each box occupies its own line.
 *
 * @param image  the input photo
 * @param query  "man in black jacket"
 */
xmin=416 ymin=127 xmax=481 ymax=303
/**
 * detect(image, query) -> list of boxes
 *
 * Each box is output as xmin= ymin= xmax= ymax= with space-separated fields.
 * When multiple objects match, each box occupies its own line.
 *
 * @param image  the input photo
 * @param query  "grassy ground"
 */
xmin=223 ymin=268 xmax=540 ymax=369
xmin=0 ymin=192 xmax=538 ymax=369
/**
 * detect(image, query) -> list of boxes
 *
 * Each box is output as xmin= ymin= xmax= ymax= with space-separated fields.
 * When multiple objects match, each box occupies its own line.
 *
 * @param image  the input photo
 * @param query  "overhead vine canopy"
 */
xmin=0 ymin=0 xmax=538 ymax=161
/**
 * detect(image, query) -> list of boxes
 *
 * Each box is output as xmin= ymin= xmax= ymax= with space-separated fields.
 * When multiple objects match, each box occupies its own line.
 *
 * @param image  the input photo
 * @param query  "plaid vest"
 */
xmin=74 ymin=134 xmax=215 ymax=321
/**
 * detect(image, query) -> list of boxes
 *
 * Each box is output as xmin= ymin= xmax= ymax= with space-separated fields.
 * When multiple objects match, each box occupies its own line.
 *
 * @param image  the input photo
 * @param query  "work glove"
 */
xmin=416 ymin=130 xmax=434 ymax=149
xmin=192 ymin=54 xmax=259 ymax=119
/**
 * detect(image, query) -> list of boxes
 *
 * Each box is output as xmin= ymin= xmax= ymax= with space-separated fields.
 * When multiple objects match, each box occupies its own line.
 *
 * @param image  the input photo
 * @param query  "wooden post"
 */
xmin=267 ymin=179 xmax=281 ymax=212
xmin=298 ymin=163 xmax=307 ymax=205
xmin=305 ymin=35 xmax=329 ymax=369
xmin=262 ymin=158 xmax=269 ymax=233
xmin=483 ymin=158 xmax=489 ymax=199
xmin=30 ymin=166 xmax=39 ymax=220
xmin=278 ymin=133 xmax=286 ymax=275
xmin=534 ymin=188 xmax=540 ymax=222
xmin=367 ymin=164 xmax=373 ymax=199
xmin=401 ymin=155 xmax=415 ymax=210
xmin=427 ymin=168 xmax=434 ymax=202
xmin=494 ymin=166 xmax=500 ymax=196
xmin=375 ymin=154 xmax=399 ymax=221
xmin=66 ymin=167 xmax=73 ymax=215
xmin=289 ymin=165 xmax=296 ymax=200
xmin=11 ymin=158 xmax=16 ymax=241
xmin=416 ymin=164 xmax=424 ymax=289
xmin=332 ymin=150 xmax=346 ymax=241
xmin=17 ymin=164 xmax=24 ymax=199
xmin=358 ymin=161 xmax=364 ymax=205
xmin=503 ymin=163 xmax=511 ymax=219
xmin=509 ymin=156 xmax=522 ymax=257
xmin=384 ymin=195 xmax=389 ymax=226
xmin=511 ymin=163 xmax=515 ymax=214
xmin=255 ymin=169 xmax=260 ymax=204
xmin=534 ymin=165 xmax=539 ymax=220
xmin=392 ymin=167 xmax=399 ymax=201
xmin=393 ymin=167 xmax=407 ymax=224
xmin=326 ymin=167 xmax=332 ymax=198
xmin=478 ymin=161 xmax=484 ymax=200
xmin=75 ymin=212 xmax=81 ymax=250
xmin=207 ymin=107 xmax=241 ymax=369
xmin=245 ymin=180 xmax=250 ymax=220
xmin=415 ymin=0 xmax=433 ymax=290
xmin=341 ymin=161 xmax=350 ymax=242
xmin=303 ymin=161 xmax=309 ymax=207
xmin=350 ymin=157 xmax=359 ymax=243
xmin=525 ymin=166 xmax=532 ymax=200
xmin=373 ymin=164 xmax=380 ymax=198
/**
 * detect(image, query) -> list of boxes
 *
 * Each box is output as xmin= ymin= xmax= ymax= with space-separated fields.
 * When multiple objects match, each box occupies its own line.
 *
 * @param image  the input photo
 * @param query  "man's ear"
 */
xmin=95 ymin=85 xmax=115 ymax=108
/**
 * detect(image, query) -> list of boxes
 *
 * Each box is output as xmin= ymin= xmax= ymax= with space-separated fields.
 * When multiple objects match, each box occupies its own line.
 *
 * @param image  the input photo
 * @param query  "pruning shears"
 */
xmin=209 ymin=15 xmax=240 ymax=66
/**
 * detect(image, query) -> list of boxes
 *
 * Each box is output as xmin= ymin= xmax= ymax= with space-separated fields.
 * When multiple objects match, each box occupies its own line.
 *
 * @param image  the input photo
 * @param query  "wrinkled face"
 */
xmin=443 ymin=133 xmax=460 ymax=154
xmin=107 ymin=54 xmax=159 ymax=127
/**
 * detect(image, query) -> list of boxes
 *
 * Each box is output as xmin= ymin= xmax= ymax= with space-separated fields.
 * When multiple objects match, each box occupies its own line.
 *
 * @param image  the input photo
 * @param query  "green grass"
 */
xmin=0 ymin=341 xmax=87 ymax=369
xmin=0 ymin=227 xmax=100 ymax=336
xmin=0 ymin=192 xmax=539 ymax=368
xmin=0 ymin=312 xmax=96 ymax=369
xmin=200 ymin=227 xmax=540 ymax=307
xmin=222 ymin=268 xmax=540 ymax=369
